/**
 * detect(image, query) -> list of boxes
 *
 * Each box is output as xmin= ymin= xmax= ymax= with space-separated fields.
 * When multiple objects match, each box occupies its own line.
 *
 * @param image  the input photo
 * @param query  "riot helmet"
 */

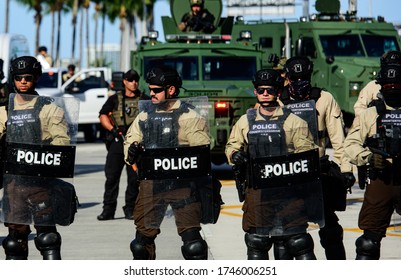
xmin=285 ymin=56 xmax=313 ymax=101
xmin=252 ymin=69 xmax=284 ymax=89
xmin=10 ymin=56 xmax=42 ymax=78
xmin=285 ymin=56 xmax=313 ymax=81
xmin=190 ymin=0 xmax=204 ymax=7
xmin=252 ymin=69 xmax=283 ymax=108
xmin=377 ymin=64 xmax=401 ymax=108
xmin=380 ymin=50 xmax=401 ymax=66
xmin=10 ymin=56 xmax=42 ymax=95
xmin=146 ymin=65 xmax=182 ymax=97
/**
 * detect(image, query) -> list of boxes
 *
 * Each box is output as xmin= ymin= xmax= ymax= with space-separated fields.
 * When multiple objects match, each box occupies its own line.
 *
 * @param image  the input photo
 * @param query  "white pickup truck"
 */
xmin=36 ymin=67 xmax=112 ymax=142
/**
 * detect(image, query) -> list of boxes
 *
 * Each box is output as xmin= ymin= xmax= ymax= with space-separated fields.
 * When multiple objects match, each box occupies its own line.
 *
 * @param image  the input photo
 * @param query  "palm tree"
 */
xmin=15 ymin=0 xmax=44 ymax=54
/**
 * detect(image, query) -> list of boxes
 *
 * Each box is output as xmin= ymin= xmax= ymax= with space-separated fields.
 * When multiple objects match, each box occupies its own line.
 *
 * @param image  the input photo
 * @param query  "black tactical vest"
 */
xmin=139 ymin=101 xmax=193 ymax=148
xmin=247 ymin=108 xmax=289 ymax=158
xmin=7 ymin=96 xmax=52 ymax=144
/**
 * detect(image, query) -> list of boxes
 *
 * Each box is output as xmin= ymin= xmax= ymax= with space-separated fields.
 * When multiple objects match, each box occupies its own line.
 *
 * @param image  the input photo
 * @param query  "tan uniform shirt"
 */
xmin=315 ymin=90 xmax=353 ymax=173
xmin=124 ymin=99 xmax=210 ymax=163
xmin=0 ymin=95 xmax=70 ymax=145
xmin=225 ymin=106 xmax=317 ymax=165
xmin=343 ymin=104 xmax=392 ymax=166
xmin=353 ymin=80 xmax=381 ymax=117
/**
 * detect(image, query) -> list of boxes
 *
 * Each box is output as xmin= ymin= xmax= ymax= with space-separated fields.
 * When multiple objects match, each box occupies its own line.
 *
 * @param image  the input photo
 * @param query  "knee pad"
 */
xmin=285 ymin=233 xmax=316 ymax=260
xmin=355 ymin=234 xmax=381 ymax=260
xmin=130 ymin=232 xmax=156 ymax=260
xmin=244 ymin=233 xmax=272 ymax=260
xmin=181 ymin=229 xmax=208 ymax=260
xmin=2 ymin=235 xmax=28 ymax=260
xmin=34 ymin=232 xmax=62 ymax=260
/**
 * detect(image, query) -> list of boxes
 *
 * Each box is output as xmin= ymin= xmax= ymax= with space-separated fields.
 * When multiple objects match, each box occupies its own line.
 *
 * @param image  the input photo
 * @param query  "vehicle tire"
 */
xmin=83 ymin=124 xmax=98 ymax=143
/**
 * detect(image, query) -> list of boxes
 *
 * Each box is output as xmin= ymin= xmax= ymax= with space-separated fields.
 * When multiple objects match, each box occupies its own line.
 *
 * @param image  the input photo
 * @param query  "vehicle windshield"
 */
xmin=144 ymin=56 xmax=257 ymax=81
xmin=203 ymin=56 xmax=257 ymax=80
xmin=320 ymin=34 xmax=400 ymax=57
xmin=144 ymin=57 xmax=198 ymax=81
xmin=36 ymin=71 xmax=63 ymax=88
xmin=320 ymin=34 xmax=364 ymax=57
xmin=361 ymin=34 xmax=400 ymax=57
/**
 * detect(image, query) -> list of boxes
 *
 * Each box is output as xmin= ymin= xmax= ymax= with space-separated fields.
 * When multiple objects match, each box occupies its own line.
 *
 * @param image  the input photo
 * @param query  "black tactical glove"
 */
xmin=369 ymin=153 xmax=386 ymax=170
xmin=128 ymin=142 xmax=143 ymax=165
xmin=232 ymin=151 xmax=248 ymax=166
xmin=342 ymin=172 xmax=356 ymax=193
xmin=111 ymin=128 xmax=121 ymax=142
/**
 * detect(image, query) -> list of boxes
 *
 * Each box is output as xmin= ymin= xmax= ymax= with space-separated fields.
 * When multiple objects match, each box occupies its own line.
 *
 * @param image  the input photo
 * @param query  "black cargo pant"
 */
xmin=102 ymin=140 xmax=139 ymax=213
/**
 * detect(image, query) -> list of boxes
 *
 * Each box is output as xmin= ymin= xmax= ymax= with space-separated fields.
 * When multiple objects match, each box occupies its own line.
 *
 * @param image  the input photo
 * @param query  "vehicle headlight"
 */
xmin=349 ymin=82 xmax=362 ymax=96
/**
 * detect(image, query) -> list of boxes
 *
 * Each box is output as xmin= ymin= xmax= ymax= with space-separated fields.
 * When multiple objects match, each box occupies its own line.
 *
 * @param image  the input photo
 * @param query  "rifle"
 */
xmin=108 ymin=112 xmax=137 ymax=172
xmin=108 ymin=112 xmax=124 ymax=142
xmin=232 ymin=164 xmax=246 ymax=202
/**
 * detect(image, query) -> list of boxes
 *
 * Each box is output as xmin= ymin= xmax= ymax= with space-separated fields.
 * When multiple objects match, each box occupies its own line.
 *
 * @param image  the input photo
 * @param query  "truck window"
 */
xmin=202 ymin=56 xmax=256 ymax=80
xmin=297 ymin=37 xmax=317 ymax=58
xmin=37 ymin=71 xmax=62 ymax=89
xmin=320 ymin=34 xmax=364 ymax=57
xmin=361 ymin=35 xmax=400 ymax=57
xmin=144 ymin=57 xmax=198 ymax=81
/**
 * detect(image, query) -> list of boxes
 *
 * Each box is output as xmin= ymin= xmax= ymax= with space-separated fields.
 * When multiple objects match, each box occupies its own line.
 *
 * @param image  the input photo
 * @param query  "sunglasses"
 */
xmin=14 ymin=75 xmax=34 ymax=82
xmin=149 ymin=87 xmax=165 ymax=93
xmin=125 ymin=78 xmax=138 ymax=82
xmin=255 ymin=87 xmax=276 ymax=95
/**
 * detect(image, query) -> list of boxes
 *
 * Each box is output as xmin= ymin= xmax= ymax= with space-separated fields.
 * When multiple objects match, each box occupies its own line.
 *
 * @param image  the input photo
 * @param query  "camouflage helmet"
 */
xmin=190 ymin=0 xmax=204 ymax=6
xmin=380 ymin=50 xmax=401 ymax=66
xmin=376 ymin=64 xmax=401 ymax=86
xmin=284 ymin=56 xmax=313 ymax=80
xmin=10 ymin=56 xmax=42 ymax=78
xmin=252 ymin=69 xmax=284 ymax=89
xmin=146 ymin=65 xmax=183 ymax=94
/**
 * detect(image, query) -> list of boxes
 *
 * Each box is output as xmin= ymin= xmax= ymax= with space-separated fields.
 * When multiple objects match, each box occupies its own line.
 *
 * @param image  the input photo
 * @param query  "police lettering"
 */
xmin=16 ymin=150 xmax=62 ymax=166
xmin=263 ymin=159 xmax=308 ymax=178
xmin=252 ymin=123 xmax=277 ymax=130
xmin=287 ymin=103 xmax=310 ymax=109
xmin=384 ymin=113 xmax=401 ymax=119
xmin=10 ymin=114 xmax=33 ymax=120
xmin=154 ymin=157 xmax=198 ymax=171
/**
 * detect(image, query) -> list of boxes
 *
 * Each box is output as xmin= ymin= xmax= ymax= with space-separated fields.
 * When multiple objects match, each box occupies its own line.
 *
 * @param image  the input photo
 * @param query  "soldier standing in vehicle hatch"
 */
xmin=179 ymin=0 xmax=216 ymax=33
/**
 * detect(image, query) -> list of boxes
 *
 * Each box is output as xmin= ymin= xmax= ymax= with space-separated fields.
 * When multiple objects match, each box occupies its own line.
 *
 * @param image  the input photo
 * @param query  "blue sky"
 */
xmin=1 ymin=0 xmax=400 ymax=66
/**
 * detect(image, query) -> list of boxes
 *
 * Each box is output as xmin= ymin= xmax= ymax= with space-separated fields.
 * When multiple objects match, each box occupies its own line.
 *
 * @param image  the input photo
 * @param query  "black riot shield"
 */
xmin=0 ymin=93 xmax=79 ymax=226
xmin=246 ymin=104 xmax=324 ymax=236
xmin=137 ymin=96 xmax=216 ymax=228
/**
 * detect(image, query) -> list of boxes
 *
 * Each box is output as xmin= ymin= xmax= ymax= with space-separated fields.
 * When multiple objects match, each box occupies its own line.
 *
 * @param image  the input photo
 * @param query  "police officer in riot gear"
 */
xmin=123 ymin=65 xmax=212 ymax=260
xmin=353 ymin=50 xmax=401 ymax=189
xmin=280 ymin=56 xmax=356 ymax=260
xmin=97 ymin=69 xmax=148 ymax=221
xmin=354 ymin=50 xmax=401 ymax=117
xmin=0 ymin=56 xmax=75 ymax=260
xmin=179 ymin=0 xmax=216 ymax=33
xmin=344 ymin=64 xmax=401 ymax=259
xmin=226 ymin=69 xmax=321 ymax=260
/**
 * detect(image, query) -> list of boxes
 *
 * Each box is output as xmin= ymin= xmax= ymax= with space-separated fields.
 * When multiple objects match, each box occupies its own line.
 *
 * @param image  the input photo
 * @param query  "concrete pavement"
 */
xmin=0 ymin=141 xmax=400 ymax=260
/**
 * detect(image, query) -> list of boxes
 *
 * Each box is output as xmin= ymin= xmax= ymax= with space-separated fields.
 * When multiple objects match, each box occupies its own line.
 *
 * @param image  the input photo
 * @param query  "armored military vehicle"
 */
xmin=131 ymin=0 xmax=264 ymax=164
xmin=233 ymin=0 xmax=401 ymax=124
